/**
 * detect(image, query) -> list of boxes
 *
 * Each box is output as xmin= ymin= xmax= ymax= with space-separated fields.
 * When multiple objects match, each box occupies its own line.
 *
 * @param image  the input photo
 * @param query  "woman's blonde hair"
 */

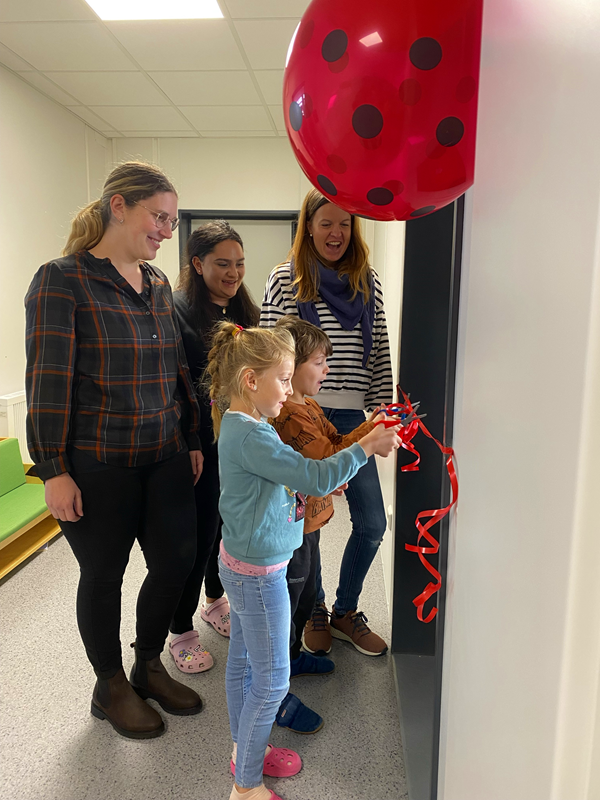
xmin=291 ymin=188 xmax=371 ymax=303
xmin=206 ymin=322 xmax=295 ymax=438
xmin=63 ymin=161 xmax=177 ymax=256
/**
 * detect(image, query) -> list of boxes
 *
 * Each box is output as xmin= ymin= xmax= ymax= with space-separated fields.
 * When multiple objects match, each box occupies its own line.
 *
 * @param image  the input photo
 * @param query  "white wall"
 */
xmin=0 ymin=65 xmax=108 ymax=397
xmin=439 ymin=1 xmax=600 ymax=798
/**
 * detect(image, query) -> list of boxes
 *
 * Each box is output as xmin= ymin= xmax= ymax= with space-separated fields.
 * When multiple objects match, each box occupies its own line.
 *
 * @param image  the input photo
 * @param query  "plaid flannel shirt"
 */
xmin=25 ymin=251 xmax=201 ymax=481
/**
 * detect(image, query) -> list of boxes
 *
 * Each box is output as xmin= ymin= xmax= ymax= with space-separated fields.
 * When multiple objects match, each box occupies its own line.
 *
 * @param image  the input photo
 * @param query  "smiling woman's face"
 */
xmin=193 ymin=239 xmax=246 ymax=306
xmin=307 ymin=202 xmax=352 ymax=263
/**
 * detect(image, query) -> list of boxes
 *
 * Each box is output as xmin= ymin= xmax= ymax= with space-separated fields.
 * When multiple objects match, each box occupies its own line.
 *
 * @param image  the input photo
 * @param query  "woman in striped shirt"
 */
xmin=261 ymin=188 xmax=394 ymax=657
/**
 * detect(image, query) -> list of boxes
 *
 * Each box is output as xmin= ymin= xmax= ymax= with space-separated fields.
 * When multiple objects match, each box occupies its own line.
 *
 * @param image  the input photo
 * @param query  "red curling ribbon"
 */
xmin=380 ymin=387 xmax=459 ymax=623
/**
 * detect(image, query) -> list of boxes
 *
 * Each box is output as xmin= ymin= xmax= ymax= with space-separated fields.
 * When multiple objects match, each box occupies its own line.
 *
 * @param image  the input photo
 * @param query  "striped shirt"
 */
xmin=25 ymin=251 xmax=201 ymax=481
xmin=260 ymin=263 xmax=394 ymax=412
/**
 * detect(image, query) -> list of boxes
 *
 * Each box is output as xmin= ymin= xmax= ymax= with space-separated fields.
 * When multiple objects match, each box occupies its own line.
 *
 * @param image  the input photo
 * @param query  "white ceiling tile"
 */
xmin=122 ymin=131 xmax=199 ymax=138
xmin=89 ymin=105 xmax=192 ymax=131
xmin=268 ymin=104 xmax=286 ymax=132
xmin=180 ymin=105 xmax=271 ymax=131
xmin=0 ymin=21 xmax=137 ymax=70
xmin=254 ymin=70 xmax=283 ymax=105
xmin=0 ymin=0 xmax=96 ymax=22
xmin=106 ymin=20 xmax=245 ymax=71
xmin=234 ymin=19 xmax=298 ymax=70
xmin=0 ymin=41 xmax=34 ymax=69
xmin=46 ymin=71 xmax=168 ymax=106
xmin=199 ymin=130 xmax=276 ymax=137
xmin=148 ymin=71 xmax=260 ymax=106
xmin=17 ymin=71 xmax=80 ymax=104
xmin=225 ymin=0 xmax=308 ymax=19
xmin=66 ymin=105 xmax=117 ymax=129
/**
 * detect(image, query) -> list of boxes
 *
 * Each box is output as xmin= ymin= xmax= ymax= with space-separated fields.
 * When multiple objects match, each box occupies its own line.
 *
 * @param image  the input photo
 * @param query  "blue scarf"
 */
xmin=291 ymin=260 xmax=375 ymax=368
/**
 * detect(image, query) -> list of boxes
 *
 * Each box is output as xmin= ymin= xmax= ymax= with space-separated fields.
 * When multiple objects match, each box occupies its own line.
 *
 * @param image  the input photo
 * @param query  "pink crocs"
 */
xmin=230 ymin=745 xmax=302 ymax=778
xmin=200 ymin=596 xmax=231 ymax=637
xmin=169 ymin=631 xmax=213 ymax=674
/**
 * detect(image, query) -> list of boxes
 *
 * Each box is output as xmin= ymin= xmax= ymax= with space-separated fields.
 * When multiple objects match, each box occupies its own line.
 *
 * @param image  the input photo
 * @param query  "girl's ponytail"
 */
xmin=206 ymin=322 xmax=240 ymax=438
xmin=205 ymin=322 xmax=295 ymax=439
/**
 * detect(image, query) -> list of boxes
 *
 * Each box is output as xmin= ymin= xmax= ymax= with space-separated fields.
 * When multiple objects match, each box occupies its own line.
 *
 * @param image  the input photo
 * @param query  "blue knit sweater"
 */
xmin=218 ymin=411 xmax=367 ymax=565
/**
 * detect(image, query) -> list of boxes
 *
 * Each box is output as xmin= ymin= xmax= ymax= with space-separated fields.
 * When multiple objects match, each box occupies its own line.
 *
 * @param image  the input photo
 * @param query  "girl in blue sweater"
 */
xmin=207 ymin=322 xmax=401 ymax=800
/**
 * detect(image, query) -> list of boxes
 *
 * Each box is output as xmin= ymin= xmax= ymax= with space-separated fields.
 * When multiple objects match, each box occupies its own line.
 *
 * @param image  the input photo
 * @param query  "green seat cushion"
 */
xmin=0 ymin=483 xmax=48 ymax=542
xmin=0 ymin=438 xmax=26 ymax=497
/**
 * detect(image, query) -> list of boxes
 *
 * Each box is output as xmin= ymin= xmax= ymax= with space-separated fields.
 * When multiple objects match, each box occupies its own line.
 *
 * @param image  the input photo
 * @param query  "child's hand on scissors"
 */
xmin=370 ymin=403 xmax=402 ymax=426
xmin=368 ymin=403 xmax=387 ymax=422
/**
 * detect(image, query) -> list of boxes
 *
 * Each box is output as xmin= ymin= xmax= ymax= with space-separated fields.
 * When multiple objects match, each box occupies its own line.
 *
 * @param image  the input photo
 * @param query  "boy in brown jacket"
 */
xmin=272 ymin=317 xmax=390 ymax=684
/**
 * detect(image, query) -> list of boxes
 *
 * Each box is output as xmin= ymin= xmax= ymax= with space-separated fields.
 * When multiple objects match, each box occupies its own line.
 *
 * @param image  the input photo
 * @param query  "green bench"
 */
xmin=0 ymin=438 xmax=60 ymax=579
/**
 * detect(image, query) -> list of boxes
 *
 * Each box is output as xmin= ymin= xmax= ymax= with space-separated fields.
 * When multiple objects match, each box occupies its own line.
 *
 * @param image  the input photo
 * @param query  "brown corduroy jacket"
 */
xmin=271 ymin=398 xmax=374 ymax=533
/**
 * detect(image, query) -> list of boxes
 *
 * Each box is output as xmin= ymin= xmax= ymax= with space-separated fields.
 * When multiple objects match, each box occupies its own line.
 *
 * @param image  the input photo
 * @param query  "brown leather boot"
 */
xmin=129 ymin=644 xmax=203 ymax=716
xmin=91 ymin=667 xmax=165 ymax=739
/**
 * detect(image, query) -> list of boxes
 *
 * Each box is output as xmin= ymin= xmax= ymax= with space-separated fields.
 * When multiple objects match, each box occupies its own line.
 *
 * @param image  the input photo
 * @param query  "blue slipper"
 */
xmin=290 ymin=652 xmax=335 ymax=678
xmin=276 ymin=692 xmax=324 ymax=734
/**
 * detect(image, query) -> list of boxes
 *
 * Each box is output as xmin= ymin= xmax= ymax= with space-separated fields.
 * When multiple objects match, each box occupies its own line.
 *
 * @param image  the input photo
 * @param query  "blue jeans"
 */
xmin=218 ymin=558 xmax=291 ymax=789
xmin=315 ymin=407 xmax=387 ymax=615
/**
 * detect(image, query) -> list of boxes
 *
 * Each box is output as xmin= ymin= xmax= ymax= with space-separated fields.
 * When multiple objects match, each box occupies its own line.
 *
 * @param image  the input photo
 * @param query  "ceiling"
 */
xmin=0 ymin=0 xmax=311 ymax=138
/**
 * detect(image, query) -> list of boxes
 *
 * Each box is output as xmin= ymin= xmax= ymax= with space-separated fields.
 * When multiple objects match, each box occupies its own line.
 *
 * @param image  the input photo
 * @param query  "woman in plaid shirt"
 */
xmin=25 ymin=162 xmax=204 ymax=739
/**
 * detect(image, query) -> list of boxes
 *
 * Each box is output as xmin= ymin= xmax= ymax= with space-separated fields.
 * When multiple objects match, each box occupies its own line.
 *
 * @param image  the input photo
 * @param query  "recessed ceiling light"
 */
xmin=84 ymin=0 xmax=223 ymax=20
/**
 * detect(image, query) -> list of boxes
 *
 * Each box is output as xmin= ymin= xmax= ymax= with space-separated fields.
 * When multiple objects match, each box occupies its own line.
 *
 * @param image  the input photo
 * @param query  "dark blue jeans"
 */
xmin=315 ymin=407 xmax=387 ymax=615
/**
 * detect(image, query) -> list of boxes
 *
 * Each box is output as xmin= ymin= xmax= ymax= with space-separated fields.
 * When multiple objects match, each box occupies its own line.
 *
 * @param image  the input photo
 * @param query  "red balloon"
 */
xmin=283 ymin=0 xmax=483 ymax=220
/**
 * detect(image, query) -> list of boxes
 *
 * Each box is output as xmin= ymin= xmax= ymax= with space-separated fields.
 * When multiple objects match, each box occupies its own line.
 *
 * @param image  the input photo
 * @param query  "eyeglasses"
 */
xmin=134 ymin=202 xmax=180 ymax=231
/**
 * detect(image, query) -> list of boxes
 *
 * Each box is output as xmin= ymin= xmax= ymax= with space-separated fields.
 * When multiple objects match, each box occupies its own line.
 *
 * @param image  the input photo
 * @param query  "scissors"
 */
xmin=375 ymin=400 xmax=427 ymax=429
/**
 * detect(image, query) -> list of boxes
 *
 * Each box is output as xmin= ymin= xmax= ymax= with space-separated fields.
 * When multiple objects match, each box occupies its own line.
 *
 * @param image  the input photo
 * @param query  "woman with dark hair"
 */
xmin=169 ymin=220 xmax=260 ymax=673
xmin=261 ymin=189 xmax=394 ymax=660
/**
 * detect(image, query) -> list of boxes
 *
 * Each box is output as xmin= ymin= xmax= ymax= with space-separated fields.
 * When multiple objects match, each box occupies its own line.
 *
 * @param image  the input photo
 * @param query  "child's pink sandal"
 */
xmin=169 ymin=631 xmax=213 ymax=673
xmin=200 ymin=596 xmax=231 ymax=637
xmin=230 ymin=745 xmax=302 ymax=778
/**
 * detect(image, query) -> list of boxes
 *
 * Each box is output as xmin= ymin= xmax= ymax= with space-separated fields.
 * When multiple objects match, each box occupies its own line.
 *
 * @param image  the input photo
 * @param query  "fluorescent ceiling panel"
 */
xmin=84 ymin=0 xmax=223 ymax=20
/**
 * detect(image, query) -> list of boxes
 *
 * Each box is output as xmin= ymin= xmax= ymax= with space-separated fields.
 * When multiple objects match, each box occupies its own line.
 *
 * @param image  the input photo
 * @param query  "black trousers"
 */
xmin=170 ymin=448 xmax=224 ymax=635
xmin=60 ymin=450 xmax=197 ymax=678
xmin=286 ymin=529 xmax=321 ymax=660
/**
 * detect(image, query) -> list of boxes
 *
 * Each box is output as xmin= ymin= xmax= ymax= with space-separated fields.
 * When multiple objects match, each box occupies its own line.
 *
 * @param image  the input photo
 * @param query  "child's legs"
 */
xmin=219 ymin=560 xmax=252 ymax=743
xmin=234 ymin=568 xmax=291 ymax=788
xmin=219 ymin=560 xmax=290 ymax=788
xmin=286 ymin=534 xmax=312 ymax=658
xmin=288 ymin=530 xmax=321 ymax=659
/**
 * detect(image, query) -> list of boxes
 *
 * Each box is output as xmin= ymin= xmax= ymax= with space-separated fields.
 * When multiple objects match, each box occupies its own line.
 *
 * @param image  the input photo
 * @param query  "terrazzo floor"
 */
xmin=0 ymin=497 xmax=408 ymax=800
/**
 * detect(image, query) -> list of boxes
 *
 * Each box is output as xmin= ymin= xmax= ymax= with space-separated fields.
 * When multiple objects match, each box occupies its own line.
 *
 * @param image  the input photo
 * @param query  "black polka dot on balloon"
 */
xmin=317 ymin=175 xmax=338 ymax=196
xmin=436 ymin=117 xmax=464 ymax=147
xmin=411 ymin=206 xmax=437 ymax=217
xmin=322 ymin=30 xmax=348 ymax=62
xmin=367 ymin=187 xmax=394 ymax=206
xmin=409 ymin=38 xmax=442 ymax=70
xmin=289 ymin=102 xmax=303 ymax=131
xmin=352 ymin=104 xmax=384 ymax=139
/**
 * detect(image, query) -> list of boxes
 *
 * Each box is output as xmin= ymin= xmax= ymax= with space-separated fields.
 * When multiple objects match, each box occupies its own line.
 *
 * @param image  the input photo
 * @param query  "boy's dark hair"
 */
xmin=275 ymin=316 xmax=333 ymax=366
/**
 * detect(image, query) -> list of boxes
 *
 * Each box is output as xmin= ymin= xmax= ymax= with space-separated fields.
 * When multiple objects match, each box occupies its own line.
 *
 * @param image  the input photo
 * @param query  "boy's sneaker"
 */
xmin=301 ymin=603 xmax=332 ymax=656
xmin=330 ymin=608 xmax=388 ymax=657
